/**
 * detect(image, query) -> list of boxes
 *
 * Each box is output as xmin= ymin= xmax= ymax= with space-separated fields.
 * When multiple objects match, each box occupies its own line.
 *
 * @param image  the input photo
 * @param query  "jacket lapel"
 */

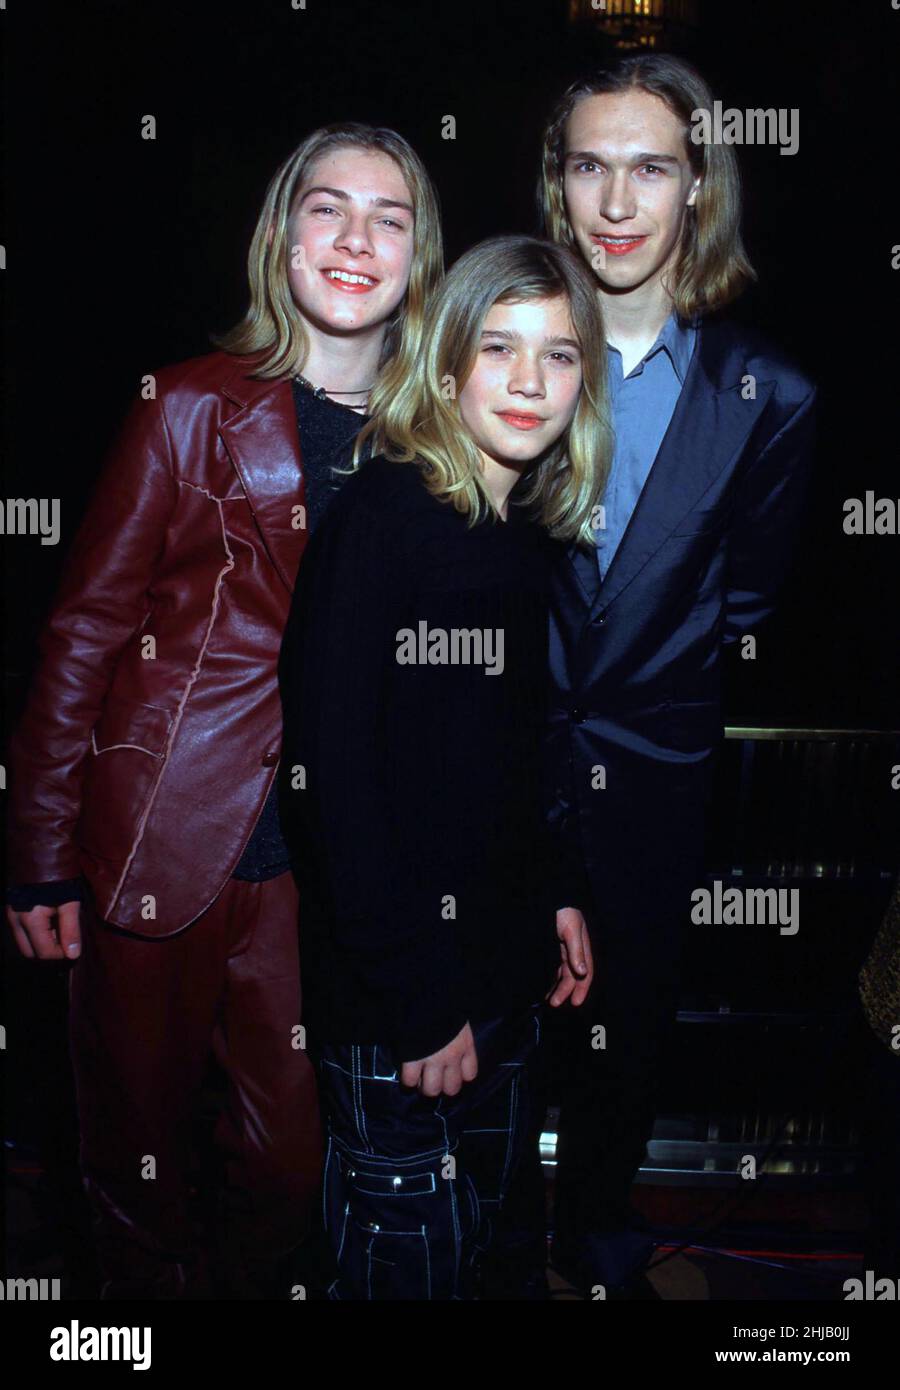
xmin=218 ymin=363 xmax=307 ymax=593
xmin=575 ymin=319 xmax=776 ymax=622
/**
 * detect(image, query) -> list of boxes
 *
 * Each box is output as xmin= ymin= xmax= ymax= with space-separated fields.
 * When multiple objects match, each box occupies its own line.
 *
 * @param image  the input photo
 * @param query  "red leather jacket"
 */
xmin=7 ymin=351 xmax=307 ymax=937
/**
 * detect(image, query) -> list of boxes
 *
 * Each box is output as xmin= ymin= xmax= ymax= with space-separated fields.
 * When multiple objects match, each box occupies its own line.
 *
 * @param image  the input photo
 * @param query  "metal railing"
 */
xmin=715 ymin=727 xmax=900 ymax=883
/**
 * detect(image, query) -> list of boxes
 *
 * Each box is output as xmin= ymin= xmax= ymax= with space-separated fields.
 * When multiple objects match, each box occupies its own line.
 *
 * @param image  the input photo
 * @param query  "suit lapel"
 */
xmin=576 ymin=319 xmax=775 ymax=622
xmin=218 ymin=364 xmax=307 ymax=593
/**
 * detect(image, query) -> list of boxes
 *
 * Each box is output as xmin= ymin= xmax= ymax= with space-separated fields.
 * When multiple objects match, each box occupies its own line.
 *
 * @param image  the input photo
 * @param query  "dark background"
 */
xmin=2 ymin=0 xmax=898 ymax=731
xmin=2 ymin=0 xmax=898 ymax=1307
xmin=0 ymin=0 xmax=895 ymax=739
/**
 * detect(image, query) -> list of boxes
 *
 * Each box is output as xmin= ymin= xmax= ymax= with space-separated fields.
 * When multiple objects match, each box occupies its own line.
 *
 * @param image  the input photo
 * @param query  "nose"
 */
xmin=333 ymin=211 xmax=375 ymax=259
xmin=598 ymin=168 xmax=637 ymax=224
xmin=507 ymin=353 xmax=546 ymax=399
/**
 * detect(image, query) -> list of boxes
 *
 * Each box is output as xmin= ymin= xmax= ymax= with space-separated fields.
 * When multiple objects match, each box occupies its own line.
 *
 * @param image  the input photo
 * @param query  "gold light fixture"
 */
xmin=568 ymin=0 xmax=700 ymax=51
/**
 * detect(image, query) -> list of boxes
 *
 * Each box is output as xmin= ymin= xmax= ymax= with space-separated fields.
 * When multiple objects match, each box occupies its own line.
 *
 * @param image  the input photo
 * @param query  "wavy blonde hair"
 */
xmin=214 ymin=123 xmax=443 ymax=418
xmin=540 ymin=54 xmax=755 ymax=319
xmin=358 ymin=235 xmax=613 ymax=546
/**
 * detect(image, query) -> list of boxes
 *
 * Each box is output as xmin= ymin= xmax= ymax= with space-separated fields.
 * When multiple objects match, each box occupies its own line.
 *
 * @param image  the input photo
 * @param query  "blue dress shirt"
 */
xmin=596 ymin=312 xmax=697 ymax=578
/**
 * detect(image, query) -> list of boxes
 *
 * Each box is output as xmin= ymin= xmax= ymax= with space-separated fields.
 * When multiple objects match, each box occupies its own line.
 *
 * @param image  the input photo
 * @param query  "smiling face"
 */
xmin=563 ymin=89 xmax=700 ymax=297
xmin=457 ymin=296 xmax=584 ymax=476
xmin=286 ymin=146 xmax=415 ymax=336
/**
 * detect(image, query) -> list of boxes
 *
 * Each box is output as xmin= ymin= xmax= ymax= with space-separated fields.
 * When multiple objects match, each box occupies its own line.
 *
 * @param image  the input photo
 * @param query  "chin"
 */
xmin=324 ymin=307 xmax=380 ymax=332
xmin=499 ymin=441 xmax=546 ymax=465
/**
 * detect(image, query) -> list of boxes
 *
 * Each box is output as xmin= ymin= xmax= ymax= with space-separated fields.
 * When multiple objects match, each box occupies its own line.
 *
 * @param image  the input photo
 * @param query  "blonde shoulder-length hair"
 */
xmin=540 ymin=54 xmax=755 ymax=320
xmin=214 ymin=123 xmax=443 ymax=418
xmin=358 ymin=235 xmax=613 ymax=547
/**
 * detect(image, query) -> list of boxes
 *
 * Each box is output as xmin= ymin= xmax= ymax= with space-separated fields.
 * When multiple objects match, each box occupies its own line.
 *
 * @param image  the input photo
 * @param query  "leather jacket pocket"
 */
xmin=89 ymin=694 xmax=173 ymax=756
xmin=78 ymin=696 xmax=173 ymax=861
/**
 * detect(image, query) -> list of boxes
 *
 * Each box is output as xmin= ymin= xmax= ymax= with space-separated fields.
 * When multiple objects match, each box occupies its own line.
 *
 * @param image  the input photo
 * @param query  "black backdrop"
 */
xmin=3 ymin=0 xmax=898 ymax=730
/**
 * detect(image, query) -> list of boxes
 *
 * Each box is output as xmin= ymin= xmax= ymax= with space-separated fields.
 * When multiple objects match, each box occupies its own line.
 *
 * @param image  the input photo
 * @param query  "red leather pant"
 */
xmin=68 ymin=871 xmax=323 ymax=1297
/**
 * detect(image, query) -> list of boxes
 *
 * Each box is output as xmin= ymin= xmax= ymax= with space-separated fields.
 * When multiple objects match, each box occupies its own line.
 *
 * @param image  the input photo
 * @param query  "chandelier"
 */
xmin=568 ymin=0 xmax=701 ymax=50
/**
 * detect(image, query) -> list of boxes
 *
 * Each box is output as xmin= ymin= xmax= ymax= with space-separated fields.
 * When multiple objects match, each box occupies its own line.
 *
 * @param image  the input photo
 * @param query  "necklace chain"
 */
xmin=294 ymin=372 xmax=372 ymax=407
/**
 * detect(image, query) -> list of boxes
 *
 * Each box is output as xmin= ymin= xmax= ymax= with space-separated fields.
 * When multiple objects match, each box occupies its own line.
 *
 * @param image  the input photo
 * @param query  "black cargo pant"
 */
xmin=312 ymin=1006 xmax=541 ymax=1300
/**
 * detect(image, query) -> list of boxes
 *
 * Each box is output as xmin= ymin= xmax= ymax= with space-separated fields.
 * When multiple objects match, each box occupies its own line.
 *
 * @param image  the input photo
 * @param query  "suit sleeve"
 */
xmin=6 ymin=392 xmax=178 ymax=883
xmin=278 ymin=490 xmax=469 ymax=1062
xmin=723 ymin=385 xmax=817 ymax=644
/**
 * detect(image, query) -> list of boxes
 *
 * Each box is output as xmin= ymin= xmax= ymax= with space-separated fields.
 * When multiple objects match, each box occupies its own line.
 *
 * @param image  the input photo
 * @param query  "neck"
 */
xmin=298 ymin=321 xmax=386 ymax=396
xmin=480 ymin=455 xmax=524 ymax=520
xmin=600 ymin=276 xmax=674 ymax=364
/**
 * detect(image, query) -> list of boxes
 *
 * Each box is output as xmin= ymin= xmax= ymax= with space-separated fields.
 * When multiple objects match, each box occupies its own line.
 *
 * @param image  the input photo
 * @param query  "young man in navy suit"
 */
xmin=524 ymin=53 xmax=816 ymax=1297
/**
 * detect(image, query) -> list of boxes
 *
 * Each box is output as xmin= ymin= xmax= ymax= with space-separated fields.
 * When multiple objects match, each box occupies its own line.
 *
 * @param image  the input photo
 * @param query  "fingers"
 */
xmin=419 ymin=1051 xmax=478 ymax=1097
xmin=12 ymin=906 xmax=66 ymax=960
xmin=580 ymin=922 xmax=595 ymax=978
xmin=400 ymin=1023 xmax=479 ymax=1097
xmin=568 ymin=969 xmax=592 ymax=1007
xmin=547 ymin=962 xmax=576 ymax=1008
xmin=400 ymin=1060 xmax=423 ymax=1088
xmin=6 ymin=901 xmax=84 ymax=962
xmin=549 ymin=923 xmax=595 ymax=1008
xmin=421 ymin=1060 xmax=462 ymax=1098
xmin=403 ymin=1050 xmax=478 ymax=1097
xmin=6 ymin=907 xmax=36 ymax=959
xmin=572 ymin=921 xmax=594 ymax=1002
xmin=559 ymin=916 xmax=589 ymax=979
xmin=56 ymin=901 xmax=82 ymax=959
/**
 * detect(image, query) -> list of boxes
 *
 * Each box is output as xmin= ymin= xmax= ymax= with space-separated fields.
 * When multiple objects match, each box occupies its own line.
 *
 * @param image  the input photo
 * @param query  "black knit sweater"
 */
xmin=277 ymin=454 xmax=573 ymax=1062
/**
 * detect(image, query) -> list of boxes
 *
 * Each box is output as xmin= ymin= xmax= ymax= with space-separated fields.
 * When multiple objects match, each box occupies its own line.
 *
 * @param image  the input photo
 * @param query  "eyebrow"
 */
xmin=481 ymin=329 xmax=582 ymax=350
xmin=300 ymin=184 xmax=414 ymax=214
xmin=565 ymin=149 xmax=681 ymax=166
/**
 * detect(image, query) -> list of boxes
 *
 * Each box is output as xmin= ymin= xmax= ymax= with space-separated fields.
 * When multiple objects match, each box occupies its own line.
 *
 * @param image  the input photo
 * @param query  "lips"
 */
xmin=495 ymin=412 xmax=546 ymax=431
xmin=590 ymin=234 xmax=649 ymax=257
xmin=320 ymin=267 xmax=381 ymax=293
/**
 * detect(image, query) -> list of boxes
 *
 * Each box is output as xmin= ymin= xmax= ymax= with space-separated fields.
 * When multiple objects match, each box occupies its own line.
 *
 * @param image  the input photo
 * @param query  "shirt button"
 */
xmin=570 ymin=708 xmax=587 ymax=724
xmin=261 ymin=749 xmax=279 ymax=767
xmin=392 ymin=1176 xmax=402 ymax=1188
xmin=594 ymin=608 xmax=607 ymax=626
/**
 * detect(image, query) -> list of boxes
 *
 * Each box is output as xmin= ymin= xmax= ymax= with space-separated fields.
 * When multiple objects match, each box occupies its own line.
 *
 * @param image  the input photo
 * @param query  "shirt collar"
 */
xmin=654 ymin=310 xmax=696 ymax=384
xmin=609 ymin=310 xmax=697 ymax=384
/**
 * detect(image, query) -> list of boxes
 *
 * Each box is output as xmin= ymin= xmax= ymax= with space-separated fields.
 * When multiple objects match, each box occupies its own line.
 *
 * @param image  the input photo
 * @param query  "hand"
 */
xmin=400 ymin=1022 xmax=478 ymax=1098
xmin=547 ymin=906 xmax=593 ymax=1007
xmin=6 ymin=901 xmax=82 ymax=961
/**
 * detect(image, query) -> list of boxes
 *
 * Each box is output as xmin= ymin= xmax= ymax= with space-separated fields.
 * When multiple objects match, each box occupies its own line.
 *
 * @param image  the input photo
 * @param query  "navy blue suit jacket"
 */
xmin=549 ymin=315 xmax=817 ymax=944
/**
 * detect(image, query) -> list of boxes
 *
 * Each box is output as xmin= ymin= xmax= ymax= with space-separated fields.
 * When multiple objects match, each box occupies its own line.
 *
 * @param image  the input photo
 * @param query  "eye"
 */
xmin=548 ymin=351 xmax=577 ymax=364
xmin=638 ymin=164 xmax=665 ymax=176
xmin=572 ymin=159 xmax=601 ymax=175
xmin=483 ymin=344 xmax=510 ymax=355
xmin=378 ymin=217 xmax=407 ymax=230
xmin=311 ymin=204 xmax=340 ymax=215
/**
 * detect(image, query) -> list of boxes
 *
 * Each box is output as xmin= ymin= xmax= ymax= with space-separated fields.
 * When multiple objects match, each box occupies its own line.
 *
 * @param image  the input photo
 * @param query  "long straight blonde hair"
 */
xmin=540 ymin=54 xmax=755 ymax=319
xmin=214 ymin=123 xmax=444 ymax=420
xmin=358 ymin=235 xmax=613 ymax=546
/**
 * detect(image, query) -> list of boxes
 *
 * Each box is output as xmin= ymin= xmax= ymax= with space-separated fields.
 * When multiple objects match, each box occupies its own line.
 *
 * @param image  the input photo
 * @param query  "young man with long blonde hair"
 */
xmin=5 ymin=122 xmax=442 ymax=1299
xmin=533 ymin=54 xmax=817 ymax=1297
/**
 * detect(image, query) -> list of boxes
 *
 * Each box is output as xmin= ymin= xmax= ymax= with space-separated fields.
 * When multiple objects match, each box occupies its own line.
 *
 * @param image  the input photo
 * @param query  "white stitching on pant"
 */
xmin=422 ymin=1225 xmax=431 ymax=1300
